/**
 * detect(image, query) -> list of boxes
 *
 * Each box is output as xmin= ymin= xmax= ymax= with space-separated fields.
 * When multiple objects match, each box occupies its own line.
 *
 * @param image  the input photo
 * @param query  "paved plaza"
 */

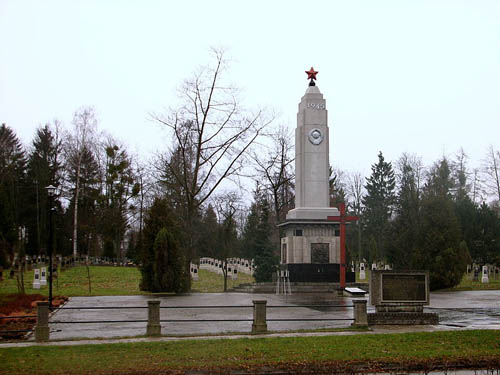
xmin=36 ymin=290 xmax=500 ymax=341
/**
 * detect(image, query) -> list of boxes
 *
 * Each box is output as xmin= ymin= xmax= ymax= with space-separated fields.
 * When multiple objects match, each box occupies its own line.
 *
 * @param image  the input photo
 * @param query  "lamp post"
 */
xmin=46 ymin=185 xmax=56 ymax=308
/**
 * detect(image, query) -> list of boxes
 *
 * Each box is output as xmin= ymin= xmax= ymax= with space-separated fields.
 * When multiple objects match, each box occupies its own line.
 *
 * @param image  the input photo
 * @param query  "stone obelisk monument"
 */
xmin=279 ymin=68 xmax=354 ymax=283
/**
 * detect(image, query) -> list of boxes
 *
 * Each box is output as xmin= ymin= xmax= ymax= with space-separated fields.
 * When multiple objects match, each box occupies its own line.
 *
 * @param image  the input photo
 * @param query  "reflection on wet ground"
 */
xmin=44 ymin=290 xmax=500 ymax=340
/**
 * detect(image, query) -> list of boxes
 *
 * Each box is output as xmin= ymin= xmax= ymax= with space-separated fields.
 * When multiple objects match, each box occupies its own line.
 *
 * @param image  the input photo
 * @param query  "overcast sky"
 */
xmin=1 ymin=0 xmax=499 ymax=179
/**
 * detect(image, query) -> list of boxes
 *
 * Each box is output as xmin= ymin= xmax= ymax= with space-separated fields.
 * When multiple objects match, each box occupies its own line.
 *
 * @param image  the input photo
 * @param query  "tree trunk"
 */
xmin=72 ymin=162 xmax=81 ymax=259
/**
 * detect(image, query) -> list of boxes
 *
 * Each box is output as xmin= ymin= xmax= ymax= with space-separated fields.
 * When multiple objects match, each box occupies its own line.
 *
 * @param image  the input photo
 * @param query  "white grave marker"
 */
xmin=40 ymin=267 xmax=47 ymax=286
xmin=359 ymin=262 xmax=366 ymax=280
xmin=33 ymin=268 xmax=40 ymax=289
xmin=481 ymin=265 xmax=489 ymax=283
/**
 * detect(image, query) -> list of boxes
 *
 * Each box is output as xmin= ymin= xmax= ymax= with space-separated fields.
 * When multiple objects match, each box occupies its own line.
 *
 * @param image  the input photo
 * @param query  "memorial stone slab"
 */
xmin=481 ymin=265 xmax=489 ymax=283
xmin=40 ymin=267 xmax=47 ymax=286
xmin=359 ymin=262 xmax=366 ymax=280
xmin=33 ymin=268 xmax=41 ymax=289
xmin=368 ymin=270 xmax=437 ymax=325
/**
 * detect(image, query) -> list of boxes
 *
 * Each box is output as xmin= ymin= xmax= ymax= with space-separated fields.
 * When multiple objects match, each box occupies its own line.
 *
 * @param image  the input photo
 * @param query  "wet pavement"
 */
xmin=38 ymin=290 xmax=500 ymax=341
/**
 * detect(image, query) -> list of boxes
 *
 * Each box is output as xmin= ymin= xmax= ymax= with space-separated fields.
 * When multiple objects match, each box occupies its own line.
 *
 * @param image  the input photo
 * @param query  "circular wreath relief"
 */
xmin=308 ymin=128 xmax=323 ymax=145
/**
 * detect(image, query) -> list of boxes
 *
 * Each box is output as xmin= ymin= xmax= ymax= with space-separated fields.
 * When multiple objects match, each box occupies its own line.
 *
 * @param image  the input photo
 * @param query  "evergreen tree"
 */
xmin=198 ymin=204 xmax=219 ymax=258
xmin=387 ymin=155 xmax=421 ymax=268
xmin=217 ymin=205 xmax=238 ymax=291
xmin=139 ymin=197 xmax=189 ymax=293
xmin=99 ymin=143 xmax=140 ymax=259
xmin=475 ymin=202 xmax=500 ymax=263
xmin=253 ymin=196 xmax=278 ymax=282
xmin=151 ymin=228 xmax=188 ymax=293
xmin=329 ymin=167 xmax=346 ymax=206
xmin=362 ymin=152 xmax=396 ymax=261
xmin=241 ymin=200 xmax=260 ymax=260
xmin=25 ymin=124 xmax=63 ymax=255
xmin=418 ymin=158 xmax=464 ymax=290
xmin=0 ymin=124 xmax=27 ymax=267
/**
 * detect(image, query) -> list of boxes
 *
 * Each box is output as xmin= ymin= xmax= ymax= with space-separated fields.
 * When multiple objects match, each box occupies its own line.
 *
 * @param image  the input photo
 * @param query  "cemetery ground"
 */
xmin=1 ymin=267 xmax=500 ymax=374
xmin=0 ymin=267 xmax=254 ymax=341
xmin=0 ymin=266 xmax=255 ymax=296
xmin=1 ymin=330 xmax=500 ymax=374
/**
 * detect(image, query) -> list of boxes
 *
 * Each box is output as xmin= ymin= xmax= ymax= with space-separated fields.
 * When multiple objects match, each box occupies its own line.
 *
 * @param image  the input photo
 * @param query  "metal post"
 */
xmin=252 ymin=300 xmax=267 ymax=334
xmin=35 ymin=301 xmax=50 ymax=342
xmin=46 ymin=185 xmax=55 ymax=308
xmin=146 ymin=300 xmax=161 ymax=336
xmin=352 ymin=299 xmax=368 ymax=327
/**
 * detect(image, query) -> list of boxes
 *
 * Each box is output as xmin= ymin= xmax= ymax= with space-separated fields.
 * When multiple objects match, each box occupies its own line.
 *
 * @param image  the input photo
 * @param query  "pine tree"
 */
xmin=362 ymin=152 xmax=396 ymax=261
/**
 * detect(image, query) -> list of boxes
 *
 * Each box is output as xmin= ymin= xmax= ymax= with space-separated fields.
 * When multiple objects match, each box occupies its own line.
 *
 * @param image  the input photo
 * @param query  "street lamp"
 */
xmin=46 ymin=185 xmax=56 ymax=308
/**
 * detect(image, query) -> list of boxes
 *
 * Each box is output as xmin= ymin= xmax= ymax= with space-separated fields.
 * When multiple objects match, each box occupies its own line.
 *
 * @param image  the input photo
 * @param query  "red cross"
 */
xmin=327 ymin=203 xmax=359 ymax=289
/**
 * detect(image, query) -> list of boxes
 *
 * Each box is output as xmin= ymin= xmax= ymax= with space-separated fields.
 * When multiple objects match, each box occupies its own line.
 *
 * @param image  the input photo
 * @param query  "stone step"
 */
xmin=229 ymin=282 xmax=369 ymax=294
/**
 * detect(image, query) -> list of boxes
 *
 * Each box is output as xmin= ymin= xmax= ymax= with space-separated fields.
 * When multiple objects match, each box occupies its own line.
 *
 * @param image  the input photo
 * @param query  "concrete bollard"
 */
xmin=35 ymin=301 xmax=50 ymax=342
xmin=352 ymin=299 xmax=368 ymax=327
xmin=146 ymin=300 xmax=161 ymax=336
xmin=252 ymin=300 xmax=267 ymax=334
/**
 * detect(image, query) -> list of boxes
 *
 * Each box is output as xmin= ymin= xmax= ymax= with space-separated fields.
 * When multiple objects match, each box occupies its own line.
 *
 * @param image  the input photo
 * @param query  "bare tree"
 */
xmin=346 ymin=171 xmax=364 ymax=260
xmin=252 ymin=124 xmax=294 ymax=224
xmin=152 ymin=49 xmax=273 ymax=262
xmin=213 ymin=192 xmax=241 ymax=292
xmin=451 ymin=148 xmax=472 ymax=199
xmin=471 ymin=168 xmax=486 ymax=204
xmin=64 ymin=107 xmax=97 ymax=258
xmin=483 ymin=145 xmax=500 ymax=203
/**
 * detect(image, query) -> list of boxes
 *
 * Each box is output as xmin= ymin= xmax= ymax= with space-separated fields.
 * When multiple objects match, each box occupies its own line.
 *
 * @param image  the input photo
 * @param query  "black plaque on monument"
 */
xmin=285 ymin=263 xmax=355 ymax=283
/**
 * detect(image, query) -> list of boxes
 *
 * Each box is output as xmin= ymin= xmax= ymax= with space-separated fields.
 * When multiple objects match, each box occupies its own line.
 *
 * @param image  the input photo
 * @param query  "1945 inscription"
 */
xmin=307 ymin=102 xmax=325 ymax=110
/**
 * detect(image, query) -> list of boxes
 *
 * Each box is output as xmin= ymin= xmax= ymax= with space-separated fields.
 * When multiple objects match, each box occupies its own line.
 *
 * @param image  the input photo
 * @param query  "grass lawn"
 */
xmin=0 ymin=266 xmax=255 ymax=297
xmin=191 ymin=269 xmax=255 ymax=292
xmin=355 ymin=270 xmax=371 ymax=284
xmin=1 ymin=330 xmax=499 ymax=374
xmin=447 ymin=273 xmax=500 ymax=291
xmin=0 ymin=266 xmax=143 ymax=297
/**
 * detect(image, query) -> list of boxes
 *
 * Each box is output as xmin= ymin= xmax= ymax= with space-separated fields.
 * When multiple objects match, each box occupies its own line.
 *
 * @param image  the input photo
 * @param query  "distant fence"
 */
xmin=3 ymin=300 xmax=367 ymax=342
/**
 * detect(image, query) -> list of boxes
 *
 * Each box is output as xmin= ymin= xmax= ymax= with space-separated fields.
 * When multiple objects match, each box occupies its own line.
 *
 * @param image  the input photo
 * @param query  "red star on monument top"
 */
xmin=305 ymin=67 xmax=318 ymax=80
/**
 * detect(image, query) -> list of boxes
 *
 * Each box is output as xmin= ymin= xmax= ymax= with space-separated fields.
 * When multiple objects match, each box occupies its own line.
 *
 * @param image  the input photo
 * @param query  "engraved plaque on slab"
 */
xmin=370 ymin=270 xmax=430 ymax=306
xmin=381 ymin=274 xmax=427 ymax=302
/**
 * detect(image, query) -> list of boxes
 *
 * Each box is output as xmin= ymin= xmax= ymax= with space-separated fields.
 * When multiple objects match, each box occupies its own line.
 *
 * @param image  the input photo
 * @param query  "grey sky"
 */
xmin=1 ymin=0 xmax=499 ymax=178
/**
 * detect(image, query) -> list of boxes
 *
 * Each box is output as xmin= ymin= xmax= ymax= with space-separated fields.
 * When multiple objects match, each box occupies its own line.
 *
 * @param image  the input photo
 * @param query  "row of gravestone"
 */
xmin=199 ymin=257 xmax=255 ymax=279
xmin=351 ymin=262 xmax=393 ymax=281
xmin=467 ymin=264 xmax=499 ymax=283
xmin=0 ymin=254 xmax=138 ymax=282
xmin=0 ymin=255 xmax=77 ymax=281
xmin=81 ymin=256 xmax=135 ymax=267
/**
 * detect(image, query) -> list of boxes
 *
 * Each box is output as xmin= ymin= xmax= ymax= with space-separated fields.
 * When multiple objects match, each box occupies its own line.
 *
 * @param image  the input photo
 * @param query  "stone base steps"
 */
xmin=368 ymin=312 xmax=439 ymax=325
xmin=229 ymin=282 xmax=369 ymax=294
